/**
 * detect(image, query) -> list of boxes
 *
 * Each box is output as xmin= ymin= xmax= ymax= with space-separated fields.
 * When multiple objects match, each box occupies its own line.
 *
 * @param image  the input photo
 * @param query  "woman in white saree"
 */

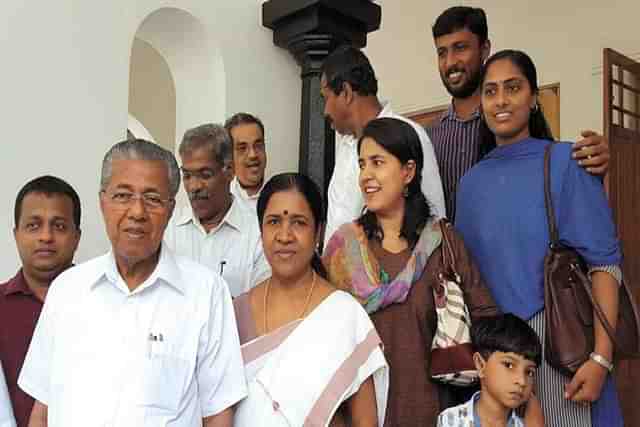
xmin=233 ymin=173 xmax=388 ymax=427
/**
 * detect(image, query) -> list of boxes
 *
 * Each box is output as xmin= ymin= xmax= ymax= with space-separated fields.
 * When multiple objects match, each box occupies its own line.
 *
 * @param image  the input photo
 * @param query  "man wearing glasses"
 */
xmin=164 ymin=124 xmax=270 ymax=297
xmin=225 ymin=113 xmax=268 ymax=211
xmin=19 ymin=139 xmax=247 ymax=427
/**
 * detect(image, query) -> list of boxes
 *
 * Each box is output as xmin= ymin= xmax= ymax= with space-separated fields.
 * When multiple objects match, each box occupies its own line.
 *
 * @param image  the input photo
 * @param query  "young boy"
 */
xmin=437 ymin=313 xmax=542 ymax=427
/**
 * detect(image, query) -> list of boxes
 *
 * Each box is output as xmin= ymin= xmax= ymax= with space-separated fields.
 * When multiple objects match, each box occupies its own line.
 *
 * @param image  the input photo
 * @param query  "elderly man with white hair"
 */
xmin=19 ymin=139 xmax=246 ymax=427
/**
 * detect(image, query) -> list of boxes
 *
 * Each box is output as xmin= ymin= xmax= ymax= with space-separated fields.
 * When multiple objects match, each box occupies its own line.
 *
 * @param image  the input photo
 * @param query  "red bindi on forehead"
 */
xmin=283 ymin=210 xmax=288 ymax=216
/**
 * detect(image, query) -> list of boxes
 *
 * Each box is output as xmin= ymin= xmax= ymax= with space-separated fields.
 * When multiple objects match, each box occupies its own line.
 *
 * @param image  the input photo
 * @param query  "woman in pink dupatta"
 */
xmin=233 ymin=173 xmax=388 ymax=427
xmin=322 ymin=118 xmax=546 ymax=426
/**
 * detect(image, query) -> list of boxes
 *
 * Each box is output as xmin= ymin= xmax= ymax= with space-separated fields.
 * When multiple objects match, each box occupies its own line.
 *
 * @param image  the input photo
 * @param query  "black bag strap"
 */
xmin=543 ymin=142 xmax=620 ymax=348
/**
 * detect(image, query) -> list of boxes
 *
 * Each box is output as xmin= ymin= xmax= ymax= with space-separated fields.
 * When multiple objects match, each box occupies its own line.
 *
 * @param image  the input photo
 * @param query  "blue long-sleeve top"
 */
xmin=455 ymin=137 xmax=621 ymax=320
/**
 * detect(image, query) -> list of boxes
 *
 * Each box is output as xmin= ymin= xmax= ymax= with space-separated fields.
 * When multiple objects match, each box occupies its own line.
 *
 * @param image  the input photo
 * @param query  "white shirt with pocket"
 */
xmin=164 ymin=197 xmax=270 ymax=297
xmin=0 ymin=361 xmax=16 ymax=427
xmin=18 ymin=245 xmax=247 ymax=427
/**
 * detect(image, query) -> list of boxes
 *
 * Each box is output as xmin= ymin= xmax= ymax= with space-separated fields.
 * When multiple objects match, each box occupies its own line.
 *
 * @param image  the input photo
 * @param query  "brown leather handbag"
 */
xmin=543 ymin=142 xmax=640 ymax=377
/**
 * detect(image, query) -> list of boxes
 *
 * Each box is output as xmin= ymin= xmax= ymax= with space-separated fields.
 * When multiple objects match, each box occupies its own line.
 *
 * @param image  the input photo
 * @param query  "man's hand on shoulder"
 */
xmin=572 ymin=130 xmax=610 ymax=176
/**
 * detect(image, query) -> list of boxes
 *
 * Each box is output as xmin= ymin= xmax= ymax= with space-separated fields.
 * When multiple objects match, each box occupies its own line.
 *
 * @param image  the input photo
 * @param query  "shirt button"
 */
xmin=273 ymin=401 xmax=280 ymax=411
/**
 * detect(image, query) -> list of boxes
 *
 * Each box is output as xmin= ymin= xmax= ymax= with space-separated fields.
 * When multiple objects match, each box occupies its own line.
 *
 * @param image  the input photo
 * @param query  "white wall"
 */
xmin=366 ymin=0 xmax=640 ymax=139
xmin=0 ymin=1 xmax=300 ymax=277
xmin=129 ymin=37 xmax=176 ymax=151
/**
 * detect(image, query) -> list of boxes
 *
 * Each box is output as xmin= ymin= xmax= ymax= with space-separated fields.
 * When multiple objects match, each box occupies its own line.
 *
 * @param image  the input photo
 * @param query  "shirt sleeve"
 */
xmin=556 ymin=144 xmax=622 ymax=266
xmin=197 ymin=277 xmax=247 ymax=417
xmin=0 ymin=361 xmax=16 ymax=427
xmin=447 ymin=224 xmax=500 ymax=319
xmin=324 ymin=133 xmax=365 ymax=249
xmin=17 ymin=279 xmax=60 ymax=406
xmin=414 ymin=123 xmax=447 ymax=219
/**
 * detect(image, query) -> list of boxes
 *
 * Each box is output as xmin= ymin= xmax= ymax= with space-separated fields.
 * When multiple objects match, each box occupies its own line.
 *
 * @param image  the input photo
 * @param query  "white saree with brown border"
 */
xmin=233 ymin=290 xmax=388 ymax=427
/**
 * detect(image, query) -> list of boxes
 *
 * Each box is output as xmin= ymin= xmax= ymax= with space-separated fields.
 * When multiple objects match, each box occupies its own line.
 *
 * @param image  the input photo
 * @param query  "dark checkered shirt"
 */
xmin=426 ymin=104 xmax=483 ymax=222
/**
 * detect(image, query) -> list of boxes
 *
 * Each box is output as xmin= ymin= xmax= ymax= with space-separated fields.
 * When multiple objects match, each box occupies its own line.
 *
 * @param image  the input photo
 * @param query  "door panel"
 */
xmin=604 ymin=48 xmax=640 ymax=427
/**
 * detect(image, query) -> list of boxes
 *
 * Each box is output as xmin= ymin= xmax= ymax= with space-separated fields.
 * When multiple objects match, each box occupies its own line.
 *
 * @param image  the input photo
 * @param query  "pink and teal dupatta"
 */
xmin=323 ymin=220 xmax=442 ymax=314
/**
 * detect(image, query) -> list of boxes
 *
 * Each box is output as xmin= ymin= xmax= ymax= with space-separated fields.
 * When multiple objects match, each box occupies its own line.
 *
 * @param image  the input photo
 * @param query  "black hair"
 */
xmin=356 ymin=117 xmax=433 ymax=248
xmin=320 ymin=45 xmax=378 ymax=97
xmin=432 ymin=6 xmax=488 ymax=45
xmin=14 ymin=175 xmax=82 ymax=230
xmin=257 ymin=173 xmax=328 ymax=280
xmin=478 ymin=49 xmax=555 ymax=157
xmin=224 ymin=112 xmax=265 ymax=139
xmin=471 ymin=313 xmax=542 ymax=366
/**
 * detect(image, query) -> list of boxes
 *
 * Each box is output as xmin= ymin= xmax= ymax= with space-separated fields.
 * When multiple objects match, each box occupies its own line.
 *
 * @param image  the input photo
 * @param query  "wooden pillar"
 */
xmin=262 ymin=0 xmax=381 ymax=196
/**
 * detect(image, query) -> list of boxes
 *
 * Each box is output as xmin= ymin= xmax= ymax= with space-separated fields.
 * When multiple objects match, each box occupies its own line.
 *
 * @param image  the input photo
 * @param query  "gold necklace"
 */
xmin=263 ymin=271 xmax=316 ymax=333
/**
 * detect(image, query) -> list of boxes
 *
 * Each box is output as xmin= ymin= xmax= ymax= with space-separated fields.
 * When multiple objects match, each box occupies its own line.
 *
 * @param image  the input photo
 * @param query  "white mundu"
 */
xmin=0 ymin=361 xmax=16 ymax=427
xmin=164 ymin=197 xmax=270 ymax=297
xmin=325 ymin=102 xmax=446 ymax=245
xmin=18 ymin=245 xmax=247 ymax=427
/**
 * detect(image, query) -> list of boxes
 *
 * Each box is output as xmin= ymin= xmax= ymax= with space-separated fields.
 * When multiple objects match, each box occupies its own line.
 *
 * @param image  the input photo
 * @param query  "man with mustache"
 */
xmin=321 ymin=45 xmax=446 ymax=243
xmin=0 ymin=176 xmax=81 ymax=427
xmin=428 ymin=6 xmax=610 ymax=221
xmin=164 ymin=124 xmax=270 ymax=297
xmin=225 ymin=113 xmax=267 ymax=211
xmin=19 ymin=139 xmax=247 ymax=427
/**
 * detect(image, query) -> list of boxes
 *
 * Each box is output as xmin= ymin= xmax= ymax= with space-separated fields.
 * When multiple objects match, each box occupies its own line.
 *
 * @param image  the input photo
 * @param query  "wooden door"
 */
xmin=604 ymin=48 xmax=640 ymax=427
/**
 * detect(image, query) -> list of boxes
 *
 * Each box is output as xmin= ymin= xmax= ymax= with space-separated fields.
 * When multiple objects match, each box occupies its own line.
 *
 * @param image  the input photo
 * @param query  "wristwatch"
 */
xmin=590 ymin=352 xmax=614 ymax=372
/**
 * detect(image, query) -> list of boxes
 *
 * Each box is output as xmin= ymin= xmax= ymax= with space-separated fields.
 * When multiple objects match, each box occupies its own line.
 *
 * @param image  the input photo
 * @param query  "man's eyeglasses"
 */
xmin=101 ymin=190 xmax=173 ymax=210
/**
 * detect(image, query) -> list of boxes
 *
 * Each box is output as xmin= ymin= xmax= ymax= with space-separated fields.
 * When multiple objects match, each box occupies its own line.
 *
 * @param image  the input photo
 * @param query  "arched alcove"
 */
xmin=129 ymin=38 xmax=175 ymax=150
xmin=131 ymin=7 xmax=226 ymax=152
xmin=129 ymin=6 xmax=227 ymax=210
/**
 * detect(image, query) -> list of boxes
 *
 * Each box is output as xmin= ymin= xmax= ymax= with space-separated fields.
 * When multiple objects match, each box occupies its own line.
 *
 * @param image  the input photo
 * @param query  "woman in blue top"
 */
xmin=455 ymin=49 xmax=623 ymax=427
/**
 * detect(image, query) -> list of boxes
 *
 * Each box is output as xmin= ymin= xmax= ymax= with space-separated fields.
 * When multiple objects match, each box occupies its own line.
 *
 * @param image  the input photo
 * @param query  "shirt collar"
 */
xmin=338 ymin=101 xmax=393 ymax=147
xmin=2 ymin=269 xmax=33 ymax=297
xmin=231 ymin=177 xmax=263 ymax=201
xmin=90 ymin=243 xmax=185 ymax=295
xmin=440 ymin=102 xmax=481 ymax=123
xmin=176 ymin=196 xmax=244 ymax=232
xmin=470 ymin=391 xmax=521 ymax=426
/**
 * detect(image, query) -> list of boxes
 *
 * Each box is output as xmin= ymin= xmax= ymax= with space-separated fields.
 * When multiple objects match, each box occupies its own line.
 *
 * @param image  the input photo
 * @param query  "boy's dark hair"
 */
xmin=471 ymin=313 xmax=542 ymax=366
xmin=320 ymin=45 xmax=378 ymax=97
xmin=432 ymin=6 xmax=488 ymax=45
xmin=14 ymin=175 xmax=82 ymax=230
